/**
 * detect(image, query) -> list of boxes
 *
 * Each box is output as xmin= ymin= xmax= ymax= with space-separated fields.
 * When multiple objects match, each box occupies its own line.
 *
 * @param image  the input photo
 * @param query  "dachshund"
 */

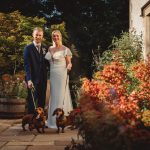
xmin=22 ymin=107 xmax=46 ymax=133
xmin=53 ymin=108 xmax=72 ymax=133
xmin=67 ymin=108 xmax=81 ymax=129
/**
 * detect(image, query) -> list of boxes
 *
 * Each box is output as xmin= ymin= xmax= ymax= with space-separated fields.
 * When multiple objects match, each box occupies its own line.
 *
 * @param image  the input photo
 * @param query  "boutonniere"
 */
xmin=42 ymin=48 xmax=46 ymax=55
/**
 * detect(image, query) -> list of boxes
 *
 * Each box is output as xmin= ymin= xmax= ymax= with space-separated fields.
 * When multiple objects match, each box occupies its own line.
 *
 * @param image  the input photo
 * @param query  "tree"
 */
xmin=54 ymin=0 xmax=129 ymax=77
xmin=0 ymin=11 xmax=47 ymax=75
xmin=0 ymin=0 xmax=129 ymax=78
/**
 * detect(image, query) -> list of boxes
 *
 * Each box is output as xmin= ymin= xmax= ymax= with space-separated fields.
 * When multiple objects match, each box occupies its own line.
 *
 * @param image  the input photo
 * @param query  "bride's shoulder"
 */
xmin=63 ymin=45 xmax=69 ymax=50
xmin=48 ymin=46 xmax=55 ymax=52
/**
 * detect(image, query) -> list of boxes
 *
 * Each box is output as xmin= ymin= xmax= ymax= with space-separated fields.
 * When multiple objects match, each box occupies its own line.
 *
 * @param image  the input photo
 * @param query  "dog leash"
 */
xmin=30 ymin=86 xmax=37 ymax=109
xmin=62 ymin=72 xmax=69 ymax=106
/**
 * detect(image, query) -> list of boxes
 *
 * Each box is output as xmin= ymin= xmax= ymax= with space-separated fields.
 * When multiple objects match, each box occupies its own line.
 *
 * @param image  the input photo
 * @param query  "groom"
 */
xmin=23 ymin=27 xmax=48 ymax=114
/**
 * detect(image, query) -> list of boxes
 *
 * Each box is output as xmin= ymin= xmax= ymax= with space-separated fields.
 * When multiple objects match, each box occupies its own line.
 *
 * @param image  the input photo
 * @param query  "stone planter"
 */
xmin=0 ymin=98 xmax=26 ymax=119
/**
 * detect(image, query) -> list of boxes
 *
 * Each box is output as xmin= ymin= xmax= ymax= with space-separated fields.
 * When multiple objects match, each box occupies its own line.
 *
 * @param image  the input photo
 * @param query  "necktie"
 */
xmin=36 ymin=45 xmax=40 ymax=53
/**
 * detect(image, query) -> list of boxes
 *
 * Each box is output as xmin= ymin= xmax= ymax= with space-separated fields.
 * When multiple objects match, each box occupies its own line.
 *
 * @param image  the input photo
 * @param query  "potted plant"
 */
xmin=0 ymin=71 xmax=28 ymax=119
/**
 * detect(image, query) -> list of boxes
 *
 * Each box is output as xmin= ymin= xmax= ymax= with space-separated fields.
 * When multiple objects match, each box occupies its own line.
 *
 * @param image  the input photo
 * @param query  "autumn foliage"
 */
xmin=78 ymin=59 xmax=150 ymax=150
xmin=81 ymin=61 xmax=147 ymax=123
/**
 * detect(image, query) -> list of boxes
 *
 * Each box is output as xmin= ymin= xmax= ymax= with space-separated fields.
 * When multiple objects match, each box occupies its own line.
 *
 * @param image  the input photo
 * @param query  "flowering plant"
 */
xmin=0 ymin=72 xmax=27 ymax=98
xmin=73 ymin=32 xmax=150 ymax=150
xmin=68 ymin=108 xmax=82 ymax=129
xmin=77 ymin=60 xmax=150 ymax=150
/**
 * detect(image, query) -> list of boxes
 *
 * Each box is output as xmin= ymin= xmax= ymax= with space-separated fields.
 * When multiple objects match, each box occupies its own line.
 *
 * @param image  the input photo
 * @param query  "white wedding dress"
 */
xmin=45 ymin=48 xmax=73 ymax=128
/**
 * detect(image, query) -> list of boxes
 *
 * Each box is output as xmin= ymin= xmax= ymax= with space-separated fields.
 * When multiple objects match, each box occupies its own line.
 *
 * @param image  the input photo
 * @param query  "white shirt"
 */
xmin=33 ymin=41 xmax=41 ymax=52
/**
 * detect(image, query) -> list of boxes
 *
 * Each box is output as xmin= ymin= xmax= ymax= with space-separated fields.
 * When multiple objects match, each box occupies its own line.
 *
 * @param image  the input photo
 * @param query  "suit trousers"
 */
xmin=27 ymin=81 xmax=47 ymax=114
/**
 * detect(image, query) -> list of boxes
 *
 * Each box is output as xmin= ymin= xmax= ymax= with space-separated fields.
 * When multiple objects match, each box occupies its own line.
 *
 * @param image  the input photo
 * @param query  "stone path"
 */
xmin=0 ymin=119 xmax=80 ymax=150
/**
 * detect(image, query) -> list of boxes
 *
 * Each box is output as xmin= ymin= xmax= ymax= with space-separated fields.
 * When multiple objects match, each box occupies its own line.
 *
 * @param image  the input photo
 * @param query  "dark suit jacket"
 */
xmin=23 ymin=43 xmax=48 ymax=85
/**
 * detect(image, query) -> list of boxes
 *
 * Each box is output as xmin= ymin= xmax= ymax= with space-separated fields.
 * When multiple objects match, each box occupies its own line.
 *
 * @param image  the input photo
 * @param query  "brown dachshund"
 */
xmin=22 ymin=107 xmax=46 ymax=133
xmin=67 ymin=108 xmax=81 ymax=129
xmin=53 ymin=108 xmax=72 ymax=133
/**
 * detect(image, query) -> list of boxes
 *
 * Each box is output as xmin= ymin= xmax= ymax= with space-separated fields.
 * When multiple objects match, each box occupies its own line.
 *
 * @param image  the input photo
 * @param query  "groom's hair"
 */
xmin=33 ymin=27 xmax=44 ymax=33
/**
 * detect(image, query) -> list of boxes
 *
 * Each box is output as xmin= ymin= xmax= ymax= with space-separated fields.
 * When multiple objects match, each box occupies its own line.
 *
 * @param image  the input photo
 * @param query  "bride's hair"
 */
xmin=51 ymin=30 xmax=62 ymax=46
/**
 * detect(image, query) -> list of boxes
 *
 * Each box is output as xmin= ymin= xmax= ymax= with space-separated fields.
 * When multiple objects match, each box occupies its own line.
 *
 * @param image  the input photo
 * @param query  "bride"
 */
xmin=45 ymin=30 xmax=73 ymax=128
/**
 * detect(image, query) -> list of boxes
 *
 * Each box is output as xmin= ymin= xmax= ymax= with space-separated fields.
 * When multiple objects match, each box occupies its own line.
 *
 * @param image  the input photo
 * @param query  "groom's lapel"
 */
xmin=40 ymin=45 xmax=47 ymax=55
xmin=31 ymin=43 xmax=41 ymax=60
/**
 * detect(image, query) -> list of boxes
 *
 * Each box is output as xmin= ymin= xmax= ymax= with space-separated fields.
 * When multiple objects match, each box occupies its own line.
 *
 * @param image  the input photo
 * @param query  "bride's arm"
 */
xmin=64 ymin=47 xmax=72 ymax=70
xmin=66 ymin=56 xmax=72 ymax=70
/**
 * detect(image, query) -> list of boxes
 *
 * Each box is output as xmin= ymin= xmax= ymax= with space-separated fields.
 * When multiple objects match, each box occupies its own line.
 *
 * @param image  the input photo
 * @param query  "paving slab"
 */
xmin=7 ymin=141 xmax=54 ymax=146
xmin=27 ymin=145 xmax=65 ymax=150
xmin=33 ymin=128 xmax=79 ymax=141
xmin=0 ymin=135 xmax=35 ymax=142
xmin=0 ymin=119 xmax=21 ymax=126
xmin=0 ymin=142 xmax=6 ymax=148
xmin=0 ymin=126 xmax=10 ymax=133
xmin=54 ymin=140 xmax=72 ymax=146
xmin=0 ymin=119 xmax=81 ymax=150
xmin=0 ymin=119 xmax=21 ymax=134
xmin=0 ymin=125 xmax=22 ymax=136
xmin=0 ymin=146 xmax=26 ymax=150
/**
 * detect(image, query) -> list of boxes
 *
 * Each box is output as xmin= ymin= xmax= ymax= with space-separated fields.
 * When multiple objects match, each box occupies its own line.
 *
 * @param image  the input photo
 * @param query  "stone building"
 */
xmin=129 ymin=0 xmax=150 ymax=61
